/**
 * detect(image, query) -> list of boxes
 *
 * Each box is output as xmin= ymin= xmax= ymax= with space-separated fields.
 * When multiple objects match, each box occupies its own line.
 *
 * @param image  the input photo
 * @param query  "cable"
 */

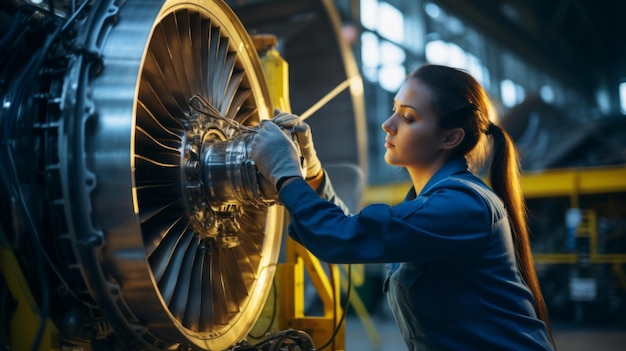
xmin=189 ymin=94 xmax=257 ymax=133
xmin=0 ymin=16 xmax=60 ymax=349
xmin=2 ymin=0 xmax=89 ymax=141
xmin=0 ymin=2 xmax=91 ymax=349
xmin=60 ymin=0 xmax=89 ymax=32
xmin=235 ymin=329 xmax=313 ymax=351
xmin=0 ymin=6 xmax=29 ymax=53
xmin=238 ymin=264 xmax=352 ymax=350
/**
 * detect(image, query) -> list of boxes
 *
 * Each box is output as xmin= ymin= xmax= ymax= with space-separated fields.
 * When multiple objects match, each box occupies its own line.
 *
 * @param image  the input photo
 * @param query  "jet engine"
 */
xmin=0 ymin=0 xmax=285 ymax=349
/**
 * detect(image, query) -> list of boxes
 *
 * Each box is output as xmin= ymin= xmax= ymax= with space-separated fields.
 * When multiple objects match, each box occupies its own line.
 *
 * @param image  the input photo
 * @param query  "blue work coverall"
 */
xmin=278 ymin=157 xmax=554 ymax=350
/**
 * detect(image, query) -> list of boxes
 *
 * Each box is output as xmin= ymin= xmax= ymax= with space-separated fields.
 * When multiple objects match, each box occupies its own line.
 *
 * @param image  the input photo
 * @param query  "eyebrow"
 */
xmin=397 ymin=103 xmax=421 ymax=113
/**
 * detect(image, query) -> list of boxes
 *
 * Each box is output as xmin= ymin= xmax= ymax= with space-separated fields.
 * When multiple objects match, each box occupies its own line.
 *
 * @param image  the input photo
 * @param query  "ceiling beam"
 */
xmin=433 ymin=0 xmax=592 ymax=98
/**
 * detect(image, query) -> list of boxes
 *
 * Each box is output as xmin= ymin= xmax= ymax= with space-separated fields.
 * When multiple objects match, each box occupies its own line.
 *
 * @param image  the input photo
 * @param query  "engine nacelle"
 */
xmin=0 ymin=1 xmax=284 ymax=349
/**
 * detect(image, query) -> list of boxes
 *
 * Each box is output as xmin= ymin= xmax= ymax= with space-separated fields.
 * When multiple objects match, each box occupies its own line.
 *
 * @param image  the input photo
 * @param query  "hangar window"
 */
xmin=378 ymin=41 xmax=406 ymax=92
xmin=377 ymin=2 xmax=404 ymax=43
xmin=501 ymin=79 xmax=525 ymax=108
xmin=423 ymin=1 xmax=463 ymax=35
xmin=540 ymin=85 xmax=556 ymax=104
xmin=361 ymin=0 xmax=404 ymax=43
xmin=424 ymin=2 xmax=442 ymax=20
xmin=360 ymin=31 xmax=380 ymax=82
xmin=620 ymin=82 xmax=626 ymax=115
xmin=359 ymin=0 xmax=407 ymax=93
xmin=422 ymin=2 xmax=489 ymax=89
xmin=424 ymin=39 xmax=489 ymax=88
xmin=360 ymin=0 xmax=378 ymax=31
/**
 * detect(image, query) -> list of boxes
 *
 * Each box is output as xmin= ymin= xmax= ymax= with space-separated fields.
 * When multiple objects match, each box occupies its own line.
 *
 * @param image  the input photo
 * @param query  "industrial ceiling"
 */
xmin=435 ymin=0 xmax=626 ymax=102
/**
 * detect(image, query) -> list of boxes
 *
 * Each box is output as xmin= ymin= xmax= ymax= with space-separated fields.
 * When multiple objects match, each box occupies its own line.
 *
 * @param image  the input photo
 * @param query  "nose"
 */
xmin=382 ymin=115 xmax=395 ymax=134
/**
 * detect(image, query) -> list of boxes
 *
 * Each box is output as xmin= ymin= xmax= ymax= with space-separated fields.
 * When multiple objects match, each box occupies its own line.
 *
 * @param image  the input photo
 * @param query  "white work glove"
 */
xmin=272 ymin=110 xmax=322 ymax=180
xmin=251 ymin=121 xmax=304 ymax=192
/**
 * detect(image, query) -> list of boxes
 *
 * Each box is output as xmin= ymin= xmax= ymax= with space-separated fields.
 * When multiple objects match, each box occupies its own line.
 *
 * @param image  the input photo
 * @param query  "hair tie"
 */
xmin=485 ymin=122 xmax=495 ymax=135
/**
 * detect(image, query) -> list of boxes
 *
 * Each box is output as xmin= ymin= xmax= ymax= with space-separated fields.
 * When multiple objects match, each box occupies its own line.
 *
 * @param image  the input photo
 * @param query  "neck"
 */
xmin=407 ymin=160 xmax=446 ymax=194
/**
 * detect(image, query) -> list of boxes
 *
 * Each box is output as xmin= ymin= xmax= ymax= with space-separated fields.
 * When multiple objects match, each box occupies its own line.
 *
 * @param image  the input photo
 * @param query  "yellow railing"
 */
xmin=363 ymin=165 xmax=626 ymax=290
xmin=363 ymin=165 xmax=626 ymax=206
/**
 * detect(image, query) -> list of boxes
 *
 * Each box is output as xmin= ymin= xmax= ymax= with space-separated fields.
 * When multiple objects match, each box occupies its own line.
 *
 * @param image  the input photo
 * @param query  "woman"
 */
xmin=251 ymin=64 xmax=556 ymax=350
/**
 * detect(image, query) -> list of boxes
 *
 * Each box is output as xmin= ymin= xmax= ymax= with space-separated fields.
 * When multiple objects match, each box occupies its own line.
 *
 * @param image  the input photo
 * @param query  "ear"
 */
xmin=440 ymin=128 xmax=465 ymax=150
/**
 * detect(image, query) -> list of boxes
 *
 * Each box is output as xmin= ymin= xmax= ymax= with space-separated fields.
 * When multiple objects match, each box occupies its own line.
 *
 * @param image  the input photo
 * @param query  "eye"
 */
xmin=401 ymin=113 xmax=414 ymax=123
xmin=392 ymin=104 xmax=417 ymax=123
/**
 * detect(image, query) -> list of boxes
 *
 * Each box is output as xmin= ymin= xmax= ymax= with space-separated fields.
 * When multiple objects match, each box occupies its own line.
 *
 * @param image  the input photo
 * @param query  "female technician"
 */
xmin=251 ymin=64 xmax=556 ymax=350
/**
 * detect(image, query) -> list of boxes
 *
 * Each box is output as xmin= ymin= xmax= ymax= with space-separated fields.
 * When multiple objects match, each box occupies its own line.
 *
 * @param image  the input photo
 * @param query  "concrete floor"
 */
xmin=343 ymin=310 xmax=626 ymax=351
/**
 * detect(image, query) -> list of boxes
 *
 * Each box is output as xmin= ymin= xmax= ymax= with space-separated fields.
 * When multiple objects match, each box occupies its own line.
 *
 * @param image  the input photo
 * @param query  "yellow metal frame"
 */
xmin=533 ymin=210 xmax=626 ymax=264
xmin=521 ymin=166 xmax=626 ymax=199
xmin=277 ymin=239 xmax=345 ymax=350
xmin=523 ymin=166 xmax=626 ymax=275
xmin=364 ymin=165 xmax=626 ymax=206
xmin=253 ymin=34 xmax=346 ymax=350
xmin=0 ymin=244 xmax=59 ymax=351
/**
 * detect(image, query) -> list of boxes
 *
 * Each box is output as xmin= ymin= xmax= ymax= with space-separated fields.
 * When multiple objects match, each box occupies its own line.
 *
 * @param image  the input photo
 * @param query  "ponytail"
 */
xmin=488 ymin=123 xmax=556 ymax=349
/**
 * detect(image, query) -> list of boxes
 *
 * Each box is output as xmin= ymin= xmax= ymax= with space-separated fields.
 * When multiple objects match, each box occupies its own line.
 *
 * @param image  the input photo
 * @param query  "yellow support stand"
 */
xmin=251 ymin=34 xmax=346 ymax=350
xmin=277 ymin=240 xmax=345 ymax=351
xmin=254 ymin=34 xmax=291 ymax=113
xmin=0 ymin=245 xmax=59 ymax=351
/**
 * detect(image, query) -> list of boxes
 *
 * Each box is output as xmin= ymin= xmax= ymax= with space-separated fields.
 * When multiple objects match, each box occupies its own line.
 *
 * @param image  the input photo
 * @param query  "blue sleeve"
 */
xmin=279 ymin=178 xmax=493 ymax=264
xmin=313 ymin=171 xmax=351 ymax=215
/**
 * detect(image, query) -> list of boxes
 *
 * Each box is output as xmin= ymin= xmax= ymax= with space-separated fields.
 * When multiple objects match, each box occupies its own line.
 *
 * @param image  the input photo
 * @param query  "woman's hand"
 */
xmin=250 ymin=121 xmax=304 ymax=192
xmin=272 ymin=110 xmax=322 ymax=181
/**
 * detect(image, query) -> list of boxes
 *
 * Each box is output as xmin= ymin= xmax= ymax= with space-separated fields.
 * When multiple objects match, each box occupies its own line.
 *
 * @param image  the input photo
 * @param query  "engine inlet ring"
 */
xmin=62 ymin=1 xmax=282 ymax=349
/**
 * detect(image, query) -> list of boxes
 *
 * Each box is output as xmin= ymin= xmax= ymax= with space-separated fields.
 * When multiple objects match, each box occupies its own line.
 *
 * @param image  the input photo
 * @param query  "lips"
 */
xmin=384 ymin=137 xmax=394 ymax=148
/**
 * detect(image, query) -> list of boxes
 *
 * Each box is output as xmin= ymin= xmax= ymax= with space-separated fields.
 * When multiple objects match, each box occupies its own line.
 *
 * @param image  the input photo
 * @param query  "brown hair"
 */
xmin=409 ymin=64 xmax=555 ymax=347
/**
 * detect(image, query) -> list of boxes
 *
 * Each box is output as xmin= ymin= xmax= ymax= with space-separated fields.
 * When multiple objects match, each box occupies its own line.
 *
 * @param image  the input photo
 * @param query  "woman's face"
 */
xmin=381 ymin=78 xmax=445 ymax=169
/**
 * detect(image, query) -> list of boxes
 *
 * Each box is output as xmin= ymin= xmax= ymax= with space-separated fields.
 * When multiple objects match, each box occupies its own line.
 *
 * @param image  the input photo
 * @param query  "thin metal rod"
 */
xmin=299 ymin=77 xmax=355 ymax=120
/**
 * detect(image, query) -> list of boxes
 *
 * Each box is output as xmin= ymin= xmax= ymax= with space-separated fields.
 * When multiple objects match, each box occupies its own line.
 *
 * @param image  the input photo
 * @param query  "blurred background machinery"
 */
xmin=0 ymin=0 xmax=365 ymax=350
xmin=499 ymin=96 xmax=626 ymax=325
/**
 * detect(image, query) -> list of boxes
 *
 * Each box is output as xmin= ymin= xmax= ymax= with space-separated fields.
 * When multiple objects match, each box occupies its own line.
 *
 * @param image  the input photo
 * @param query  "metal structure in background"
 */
xmin=500 ymin=97 xmax=626 ymax=324
xmin=523 ymin=167 xmax=626 ymax=324
xmin=500 ymin=95 xmax=626 ymax=171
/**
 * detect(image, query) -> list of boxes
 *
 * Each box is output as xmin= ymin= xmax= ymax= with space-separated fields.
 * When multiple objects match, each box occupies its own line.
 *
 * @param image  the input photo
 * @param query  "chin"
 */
xmin=383 ymin=154 xmax=399 ymax=166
